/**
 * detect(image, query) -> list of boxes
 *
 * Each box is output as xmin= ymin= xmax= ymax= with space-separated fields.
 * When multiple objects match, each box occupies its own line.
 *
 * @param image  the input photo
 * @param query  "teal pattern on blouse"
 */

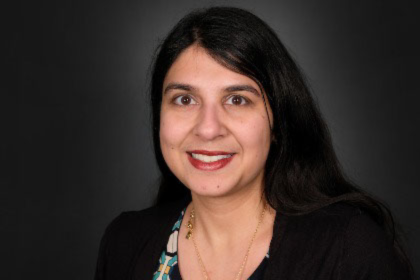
xmin=152 ymin=209 xmax=269 ymax=280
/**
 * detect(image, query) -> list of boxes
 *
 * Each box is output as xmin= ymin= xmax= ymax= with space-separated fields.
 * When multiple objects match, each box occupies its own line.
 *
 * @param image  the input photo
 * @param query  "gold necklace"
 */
xmin=186 ymin=203 xmax=267 ymax=280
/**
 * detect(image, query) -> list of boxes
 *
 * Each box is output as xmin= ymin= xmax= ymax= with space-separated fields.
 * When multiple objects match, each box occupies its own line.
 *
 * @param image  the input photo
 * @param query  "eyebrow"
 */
xmin=225 ymin=85 xmax=261 ymax=97
xmin=164 ymin=83 xmax=261 ymax=97
xmin=163 ymin=83 xmax=196 ymax=94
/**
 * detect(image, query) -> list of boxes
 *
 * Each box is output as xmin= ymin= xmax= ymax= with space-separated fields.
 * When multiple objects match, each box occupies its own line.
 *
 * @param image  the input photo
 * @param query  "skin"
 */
xmin=160 ymin=45 xmax=276 ymax=279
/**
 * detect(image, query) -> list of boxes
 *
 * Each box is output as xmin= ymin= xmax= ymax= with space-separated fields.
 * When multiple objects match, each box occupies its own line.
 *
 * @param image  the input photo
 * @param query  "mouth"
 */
xmin=187 ymin=150 xmax=235 ymax=171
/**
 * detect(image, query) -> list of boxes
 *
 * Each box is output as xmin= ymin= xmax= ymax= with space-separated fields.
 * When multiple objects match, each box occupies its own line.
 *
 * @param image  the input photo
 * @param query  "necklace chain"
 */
xmin=186 ymin=203 xmax=267 ymax=280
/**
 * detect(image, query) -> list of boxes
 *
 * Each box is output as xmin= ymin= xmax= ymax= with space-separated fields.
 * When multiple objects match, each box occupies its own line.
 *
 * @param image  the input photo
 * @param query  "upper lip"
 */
xmin=188 ymin=150 xmax=234 ymax=156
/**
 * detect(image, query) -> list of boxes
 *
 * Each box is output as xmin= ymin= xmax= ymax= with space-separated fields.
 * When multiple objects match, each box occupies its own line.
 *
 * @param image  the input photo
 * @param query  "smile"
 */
xmin=191 ymin=153 xmax=232 ymax=163
xmin=187 ymin=150 xmax=235 ymax=171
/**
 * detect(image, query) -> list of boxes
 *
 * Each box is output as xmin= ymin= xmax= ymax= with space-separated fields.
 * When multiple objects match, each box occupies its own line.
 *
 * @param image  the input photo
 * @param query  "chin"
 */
xmin=188 ymin=184 xmax=225 ymax=196
xmin=186 ymin=179 xmax=240 ymax=198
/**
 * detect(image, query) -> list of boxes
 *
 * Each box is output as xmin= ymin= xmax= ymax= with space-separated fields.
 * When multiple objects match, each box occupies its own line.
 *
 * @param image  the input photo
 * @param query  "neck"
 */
xmin=189 ymin=187 xmax=271 ymax=249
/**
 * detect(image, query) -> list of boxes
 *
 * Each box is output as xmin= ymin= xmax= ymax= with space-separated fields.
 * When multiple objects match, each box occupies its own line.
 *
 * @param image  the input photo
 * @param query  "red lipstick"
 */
xmin=187 ymin=150 xmax=235 ymax=171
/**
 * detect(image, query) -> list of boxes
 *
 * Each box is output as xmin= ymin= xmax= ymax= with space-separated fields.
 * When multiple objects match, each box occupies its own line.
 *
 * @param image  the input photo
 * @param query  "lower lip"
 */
xmin=187 ymin=153 xmax=234 ymax=171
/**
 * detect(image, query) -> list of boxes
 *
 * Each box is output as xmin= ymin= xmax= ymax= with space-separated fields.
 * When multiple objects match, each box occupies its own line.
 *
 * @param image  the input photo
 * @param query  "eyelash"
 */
xmin=172 ymin=95 xmax=198 ymax=106
xmin=225 ymin=95 xmax=249 ymax=106
xmin=172 ymin=94 xmax=250 ymax=106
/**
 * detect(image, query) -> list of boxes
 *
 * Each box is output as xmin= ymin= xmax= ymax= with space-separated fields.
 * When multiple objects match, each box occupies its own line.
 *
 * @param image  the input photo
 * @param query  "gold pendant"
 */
xmin=186 ymin=231 xmax=192 ymax=240
xmin=186 ymin=220 xmax=193 ymax=239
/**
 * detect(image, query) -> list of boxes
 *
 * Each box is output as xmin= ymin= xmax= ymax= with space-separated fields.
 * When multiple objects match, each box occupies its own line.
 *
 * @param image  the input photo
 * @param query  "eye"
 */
xmin=173 ymin=95 xmax=198 ymax=106
xmin=225 ymin=95 xmax=249 ymax=106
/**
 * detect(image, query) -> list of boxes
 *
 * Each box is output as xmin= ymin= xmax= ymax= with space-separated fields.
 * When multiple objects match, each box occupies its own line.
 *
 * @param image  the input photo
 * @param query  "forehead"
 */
xmin=163 ymin=45 xmax=260 ymax=91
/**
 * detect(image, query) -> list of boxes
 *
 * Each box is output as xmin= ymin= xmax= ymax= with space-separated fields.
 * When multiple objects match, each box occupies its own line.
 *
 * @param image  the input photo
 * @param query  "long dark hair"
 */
xmin=148 ymin=6 xmax=411 ymax=273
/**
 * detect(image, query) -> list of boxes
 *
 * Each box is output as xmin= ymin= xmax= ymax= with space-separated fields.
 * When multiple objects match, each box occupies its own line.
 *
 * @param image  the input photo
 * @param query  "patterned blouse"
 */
xmin=152 ymin=209 xmax=269 ymax=280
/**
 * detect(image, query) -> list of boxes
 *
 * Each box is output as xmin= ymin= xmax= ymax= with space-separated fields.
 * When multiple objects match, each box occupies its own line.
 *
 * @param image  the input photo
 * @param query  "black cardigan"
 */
xmin=95 ymin=199 xmax=410 ymax=279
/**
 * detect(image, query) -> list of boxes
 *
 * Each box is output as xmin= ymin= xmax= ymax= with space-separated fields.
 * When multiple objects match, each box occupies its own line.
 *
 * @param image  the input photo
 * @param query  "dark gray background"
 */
xmin=7 ymin=0 xmax=419 ymax=279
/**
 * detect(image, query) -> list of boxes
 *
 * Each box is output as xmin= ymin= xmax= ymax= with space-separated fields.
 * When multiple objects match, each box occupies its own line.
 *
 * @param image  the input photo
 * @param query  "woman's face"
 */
xmin=160 ymin=45 xmax=273 ymax=198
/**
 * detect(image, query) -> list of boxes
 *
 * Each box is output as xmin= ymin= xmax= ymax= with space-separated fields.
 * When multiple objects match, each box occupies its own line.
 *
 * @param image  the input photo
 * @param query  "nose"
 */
xmin=193 ymin=104 xmax=227 ymax=141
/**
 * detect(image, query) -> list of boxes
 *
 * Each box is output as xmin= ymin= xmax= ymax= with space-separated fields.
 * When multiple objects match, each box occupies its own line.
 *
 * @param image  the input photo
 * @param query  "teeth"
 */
xmin=191 ymin=153 xmax=232 ymax=163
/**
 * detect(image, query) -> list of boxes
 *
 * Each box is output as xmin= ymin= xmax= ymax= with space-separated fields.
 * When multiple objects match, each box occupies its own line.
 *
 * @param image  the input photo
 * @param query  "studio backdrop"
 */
xmin=8 ymin=0 xmax=420 ymax=279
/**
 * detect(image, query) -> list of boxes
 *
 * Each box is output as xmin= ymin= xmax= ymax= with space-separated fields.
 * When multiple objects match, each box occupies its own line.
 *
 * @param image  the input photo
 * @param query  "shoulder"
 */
xmin=279 ymin=203 xmax=368 ymax=239
xmin=284 ymin=203 xmax=396 ymax=258
xmin=267 ymin=203 xmax=410 ymax=279
xmin=103 ymin=198 xmax=189 ymax=246
xmin=329 ymin=204 xmax=410 ymax=279
xmin=95 ymin=199 xmax=189 ymax=279
xmin=308 ymin=203 xmax=393 ymax=253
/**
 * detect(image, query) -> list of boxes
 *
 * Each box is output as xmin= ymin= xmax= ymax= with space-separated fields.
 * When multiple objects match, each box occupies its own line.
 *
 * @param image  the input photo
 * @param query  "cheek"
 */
xmin=159 ymin=112 xmax=190 ymax=152
xmin=236 ymin=114 xmax=271 ymax=156
xmin=159 ymin=119 xmax=181 ymax=174
xmin=159 ymin=121 xmax=173 ymax=148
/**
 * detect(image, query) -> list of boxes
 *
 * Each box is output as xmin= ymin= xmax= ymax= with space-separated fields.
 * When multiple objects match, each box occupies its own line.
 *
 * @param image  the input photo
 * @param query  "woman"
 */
xmin=95 ymin=7 xmax=412 ymax=280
